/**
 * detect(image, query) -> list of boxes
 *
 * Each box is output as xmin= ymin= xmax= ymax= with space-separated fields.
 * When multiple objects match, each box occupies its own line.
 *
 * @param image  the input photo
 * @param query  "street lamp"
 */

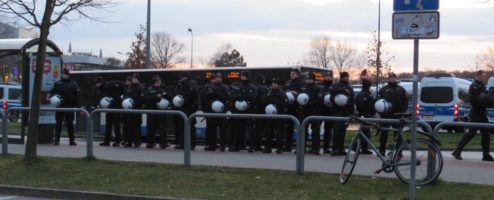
xmin=145 ymin=0 xmax=151 ymax=69
xmin=188 ymin=28 xmax=193 ymax=68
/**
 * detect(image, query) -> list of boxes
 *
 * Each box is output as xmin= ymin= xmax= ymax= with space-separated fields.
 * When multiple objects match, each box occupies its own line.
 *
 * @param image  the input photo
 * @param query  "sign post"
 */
xmin=393 ymin=0 xmax=440 ymax=199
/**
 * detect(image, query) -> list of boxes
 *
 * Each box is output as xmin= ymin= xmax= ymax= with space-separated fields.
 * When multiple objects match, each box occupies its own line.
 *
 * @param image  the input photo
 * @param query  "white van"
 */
xmin=418 ymin=74 xmax=471 ymax=130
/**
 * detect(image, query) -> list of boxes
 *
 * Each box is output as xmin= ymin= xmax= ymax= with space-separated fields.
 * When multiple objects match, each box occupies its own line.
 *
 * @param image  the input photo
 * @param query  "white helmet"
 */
xmin=99 ymin=97 xmax=113 ymax=108
xmin=265 ymin=104 xmax=278 ymax=115
xmin=122 ymin=98 xmax=134 ymax=109
xmin=211 ymin=100 xmax=225 ymax=113
xmin=297 ymin=93 xmax=309 ymax=106
xmin=374 ymin=99 xmax=392 ymax=113
xmin=157 ymin=98 xmax=170 ymax=109
xmin=50 ymin=95 xmax=62 ymax=107
xmin=334 ymin=94 xmax=349 ymax=106
xmin=323 ymin=94 xmax=332 ymax=108
xmin=172 ymin=95 xmax=185 ymax=108
xmin=285 ymin=92 xmax=295 ymax=104
xmin=234 ymin=100 xmax=248 ymax=111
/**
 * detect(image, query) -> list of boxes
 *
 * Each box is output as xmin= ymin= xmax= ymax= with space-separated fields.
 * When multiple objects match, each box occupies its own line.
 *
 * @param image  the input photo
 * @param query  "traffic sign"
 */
xmin=394 ymin=0 xmax=439 ymax=11
xmin=392 ymin=11 xmax=440 ymax=39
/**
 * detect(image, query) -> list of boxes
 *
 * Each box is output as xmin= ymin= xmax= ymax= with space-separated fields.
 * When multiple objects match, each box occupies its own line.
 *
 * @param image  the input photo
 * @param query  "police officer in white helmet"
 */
xmin=377 ymin=72 xmax=408 ymax=156
xmin=50 ymin=68 xmax=80 ymax=146
xmin=122 ymin=74 xmax=146 ymax=148
xmin=173 ymin=72 xmax=198 ymax=150
xmin=283 ymin=68 xmax=305 ymax=152
xmin=355 ymin=70 xmax=376 ymax=154
xmin=98 ymin=77 xmax=125 ymax=147
xmin=319 ymin=71 xmax=334 ymax=154
xmin=145 ymin=75 xmax=170 ymax=149
xmin=329 ymin=72 xmax=354 ymax=156
xmin=202 ymin=73 xmax=230 ymax=151
xmin=300 ymin=73 xmax=323 ymax=155
xmin=260 ymin=77 xmax=287 ymax=153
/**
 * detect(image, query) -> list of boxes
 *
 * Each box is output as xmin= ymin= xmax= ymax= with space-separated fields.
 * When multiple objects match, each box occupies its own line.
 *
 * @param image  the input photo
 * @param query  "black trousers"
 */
xmin=456 ymin=116 xmax=491 ymax=156
xmin=253 ymin=116 xmax=265 ymax=149
xmin=123 ymin=114 xmax=141 ymax=145
xmin=146 ymin=114 xmax=166 ymax=146
xmin=264 ymin=119 xmax=285 ymax=150
xmin=286 ymin=109 xmax=301 ymax=150
xmin=332 ymin=121 xmax=348 ymax=153
xmin=205 ymin=116 xmax=226 ymax=149
xmin=55 ymin=112 xmax=75 ymax=142
xmin=231 ymin=117 xmax=254 ymax=150
xmin=379 ymin=123 xmax=402 ymax=154
xmin=103 ymin=113 xmax=121 ymax=144
xmin=175 ymin=110 xmax=197 ymax=148
xmin=322 ymin=121 xmax=333 ymax=150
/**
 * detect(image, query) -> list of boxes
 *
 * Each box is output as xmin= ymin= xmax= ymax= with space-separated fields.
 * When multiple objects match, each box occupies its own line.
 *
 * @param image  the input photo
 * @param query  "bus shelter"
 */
xmin=0 ymin=38 xmax=62 ymax=144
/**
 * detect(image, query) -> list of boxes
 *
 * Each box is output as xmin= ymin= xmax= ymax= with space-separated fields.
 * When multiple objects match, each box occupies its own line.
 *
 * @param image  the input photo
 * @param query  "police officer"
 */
xmin=260 ymin=77 xmax=287 ymax=153
xmin=122 ymin=73 xmax=145 ymax=148
xmin=284 ymin=68 xmax=305 ymax=152
xmin=173 ymin=72 xmax=198 ymax=150
xmin=377 ymin=72 xmax=408 ymax=156
xmin=355 ymin=70 xmax=375 ymax=154
xmin=330 ymin=72 xmax=354 ymax=156
xmin=319 ymin=71 xmax=334 ymax=154
xmin=50 ymin=68 xmax=80 ymax=146
xmin=145 ymin=75 xmax=170 ymax=149
xmin=202 ymin=73 xmax=230 ymax=151
xmin=452 ymin=70 xmax=494 ymax=161
xmin=253 ymin=75 xmax=269 ymax=152
xmin=229 ymin=71 xmax=258 ymax=152
xmin=300 ymin=73 xmax=322 ymax=155
xmin=99 ymin=78 xmax=125 ymax=147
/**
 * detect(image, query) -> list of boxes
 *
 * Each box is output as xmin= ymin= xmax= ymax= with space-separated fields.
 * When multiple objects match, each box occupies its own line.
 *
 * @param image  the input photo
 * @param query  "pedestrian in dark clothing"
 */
xmin=122 ymin=74 xmax=146 ymax=148
xmin=300 ymin=73 xmax=322 ymax=155
xmin=50 ymin=68 xmax=80 ymax=146
xmin=99 ymin=78 xmax=125 ymax=147
xmin=173 ymin=72 xmax=198 ymax=150
xmin=355 ymin=70 xmax=376 ymax=154
xmin=377 ymin=72 xmax=408 ymax=156
xmin=284 ymin=68 xmax=305 ymax=152
xmin=260 ymin=77 xmax=287 ymax=153
xmin=329 ymin=72 xmax=354 ymax=156
xmin=452 ymin=70 xmax=494 ymax=161
xmin=145 ymin=75 xmax=170 ymax=149
xmin=202 ymin=73 xmax=230 ymax=151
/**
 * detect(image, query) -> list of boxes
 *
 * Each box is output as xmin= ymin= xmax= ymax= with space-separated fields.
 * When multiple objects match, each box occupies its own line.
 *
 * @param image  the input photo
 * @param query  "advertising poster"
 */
xmin=29 ymin=55 xmax=62 ymax=124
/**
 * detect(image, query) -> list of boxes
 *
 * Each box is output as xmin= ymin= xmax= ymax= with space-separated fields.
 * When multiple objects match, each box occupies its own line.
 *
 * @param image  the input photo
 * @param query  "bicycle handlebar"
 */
xmin=350 ymin=115 xmax=381 ymax=129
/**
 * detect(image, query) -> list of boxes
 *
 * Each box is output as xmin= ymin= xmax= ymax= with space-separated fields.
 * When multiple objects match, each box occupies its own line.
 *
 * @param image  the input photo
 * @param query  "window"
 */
xmin=8 ymin=88 xmax=21 ymax=100
xmin=0 ymin=88 xmax=3 ymax=99
xmin=420 ymin=87 xmax=453 ymax=103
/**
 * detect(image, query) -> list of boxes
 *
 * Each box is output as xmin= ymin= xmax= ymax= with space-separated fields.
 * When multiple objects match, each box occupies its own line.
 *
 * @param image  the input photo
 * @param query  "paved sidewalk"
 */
xmin=5 ymin=140 xmax=494 ymax=185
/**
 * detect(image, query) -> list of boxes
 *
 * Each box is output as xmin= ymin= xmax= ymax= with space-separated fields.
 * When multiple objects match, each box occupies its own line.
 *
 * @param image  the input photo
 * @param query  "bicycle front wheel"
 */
xmin=340 ymin=135 xmax=361 ymax=184
xmin=393 ymin=138 xmax=443 ymax=186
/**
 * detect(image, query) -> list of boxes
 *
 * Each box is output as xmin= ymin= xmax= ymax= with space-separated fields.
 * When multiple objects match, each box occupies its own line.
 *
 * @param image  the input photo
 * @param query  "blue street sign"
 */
xmin=394 ymin=0 xmax=439 ymax=11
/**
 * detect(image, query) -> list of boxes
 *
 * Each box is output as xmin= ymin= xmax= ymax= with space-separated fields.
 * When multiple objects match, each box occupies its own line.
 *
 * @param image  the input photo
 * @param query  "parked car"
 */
xmin=0 ymin=82 xmax=22 ymax=122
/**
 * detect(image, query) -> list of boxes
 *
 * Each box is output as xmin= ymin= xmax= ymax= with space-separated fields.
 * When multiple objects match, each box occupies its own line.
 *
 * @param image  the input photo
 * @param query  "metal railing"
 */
xmin=189 ymin=113 xmax=303 ymax=174
xmin=90 ymin=109 xmax=190 ymax=165
xmin=2 ymin=107 xmax=90 ymax=156
xmin=433 ymin=121 xmax=494 ymax=134
xmin=1 ymin=109 xmax=6 ymax=155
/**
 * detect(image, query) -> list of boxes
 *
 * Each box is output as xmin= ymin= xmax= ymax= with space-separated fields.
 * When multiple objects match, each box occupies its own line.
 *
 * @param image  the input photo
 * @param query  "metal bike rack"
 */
xmin=188 ymin=113 xmax=303 ymax=174
xmin=2 ymin=107 xmax=90 ymax=157
xmin=301 ymin=116 xmax=434 ymax=176
xmin=90 ymin=109 xmax=190 ymax=165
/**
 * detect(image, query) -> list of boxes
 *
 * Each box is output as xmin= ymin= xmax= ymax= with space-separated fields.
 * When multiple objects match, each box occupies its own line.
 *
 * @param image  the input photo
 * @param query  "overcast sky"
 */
xmin=48 ymin=0 xmax=494 ymax=72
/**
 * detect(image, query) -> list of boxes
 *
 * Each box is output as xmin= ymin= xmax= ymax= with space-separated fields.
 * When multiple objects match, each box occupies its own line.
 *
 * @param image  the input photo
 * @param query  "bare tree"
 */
xmin=476 ymin=46 xmax=494 ymax=71
xmin=308 ymin=35 xmax=332 ymax=69
xmin=330 ymin=40 xmax=360 ymax=75
xmin=125 ymin=25 xmax=146 ymax=69
xmin=0 ymin=0 xmax=115 ymax=161
xmin=151 ymin=32 xmax=185 ymax=68
xmin=366 ymin=31 xmax=395 ymax=84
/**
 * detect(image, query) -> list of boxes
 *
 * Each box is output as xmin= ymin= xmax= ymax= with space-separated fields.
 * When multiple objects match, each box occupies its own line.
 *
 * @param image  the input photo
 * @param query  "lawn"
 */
xmin=0 ymin=155 xmax=492 ymax=200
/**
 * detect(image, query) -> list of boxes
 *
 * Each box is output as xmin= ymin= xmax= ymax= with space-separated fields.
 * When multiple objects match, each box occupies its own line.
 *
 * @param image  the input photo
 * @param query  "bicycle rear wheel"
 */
xmin=340 ymin=135 xmax=361 ymax=184
xmin=393 ymin=138 xmax=443 ymax=186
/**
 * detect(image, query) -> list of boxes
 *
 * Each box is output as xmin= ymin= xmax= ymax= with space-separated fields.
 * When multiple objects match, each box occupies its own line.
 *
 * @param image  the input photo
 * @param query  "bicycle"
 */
xmin=340 ymin=114 xmax=443 ymax=186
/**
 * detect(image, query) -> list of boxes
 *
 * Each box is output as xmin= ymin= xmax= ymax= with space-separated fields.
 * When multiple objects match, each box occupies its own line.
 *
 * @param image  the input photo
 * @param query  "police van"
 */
xmin=418 ymin=74 xmax=471 ymax=131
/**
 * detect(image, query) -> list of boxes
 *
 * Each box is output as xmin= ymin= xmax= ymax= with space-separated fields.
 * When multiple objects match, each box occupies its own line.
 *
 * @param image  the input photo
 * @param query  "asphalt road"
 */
xmin=4 ymin=139 xmax=494 ymax=185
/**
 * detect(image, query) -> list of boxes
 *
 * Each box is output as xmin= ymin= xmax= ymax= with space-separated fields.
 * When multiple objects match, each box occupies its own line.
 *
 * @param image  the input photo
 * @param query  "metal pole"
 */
xmin=87 ymin=113 xmax=94 ymax=158
xmin=188 ymin=28 xmax=193 ymax=68
xmin=2 ymin=110 xmax=7 ymax=155
xmin=184 ymin=115 xmax=191 ymax=167
xmin=296 ymin=121 xmax=303 ymax=174
xmin=410 ymin=39 xmax=419 ymax=200
xmin=375 ymin=0 xmax=381 ymax=98
xmin=145 ymin=0 xmax=152 ymax=69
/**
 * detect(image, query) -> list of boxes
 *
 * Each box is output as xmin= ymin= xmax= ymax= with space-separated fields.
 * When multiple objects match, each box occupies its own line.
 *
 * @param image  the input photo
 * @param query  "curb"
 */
xmin=0 ymin=185 xmax=186 ymax=200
